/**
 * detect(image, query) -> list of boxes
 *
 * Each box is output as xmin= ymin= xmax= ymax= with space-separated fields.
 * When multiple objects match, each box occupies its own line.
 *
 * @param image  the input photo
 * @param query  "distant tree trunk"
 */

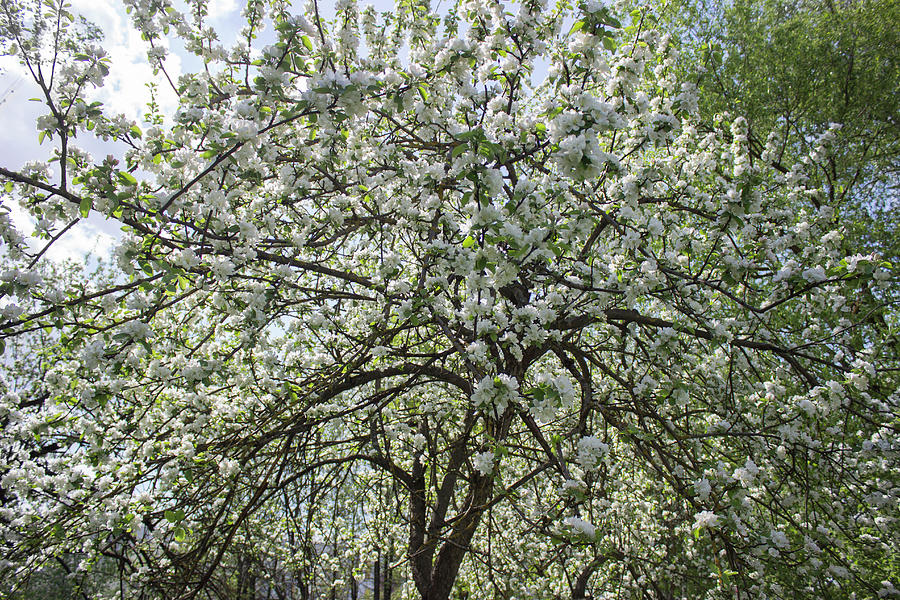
xmin=237 ymin=553 xmax=256 ymax=600
xmin=373 ymin=551 xmax=381 ymax=600
xmin=382 ymin=546 xmax=393 ymax=600
xmin=297 ymin=566 xmax=310 ymax=600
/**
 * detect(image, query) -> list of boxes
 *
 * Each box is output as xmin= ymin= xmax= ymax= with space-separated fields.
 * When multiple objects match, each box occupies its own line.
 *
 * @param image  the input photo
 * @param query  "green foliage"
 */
xmin=652 ymin=0 xmax=900 ymax=259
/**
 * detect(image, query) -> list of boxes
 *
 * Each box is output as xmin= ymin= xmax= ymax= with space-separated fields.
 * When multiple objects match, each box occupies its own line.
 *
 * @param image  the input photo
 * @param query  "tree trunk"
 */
xmin=407 ymin=401 xmax=512 ymax=598
xmin=382 ymin=547 xmax=393 ymax=600
xmin=424 ymin=472 xmax=494 ymax=600
xmin=373 ymin=552 xmax=381 ymax=600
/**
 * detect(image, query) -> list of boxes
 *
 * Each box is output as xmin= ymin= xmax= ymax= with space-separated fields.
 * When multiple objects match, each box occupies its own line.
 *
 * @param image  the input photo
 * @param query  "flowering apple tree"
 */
xmin=0 ymin=0 xmax=898 ymax=599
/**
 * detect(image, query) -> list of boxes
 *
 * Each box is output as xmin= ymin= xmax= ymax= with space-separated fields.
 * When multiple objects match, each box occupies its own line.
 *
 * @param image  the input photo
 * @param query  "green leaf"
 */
xmin=4 ymin=181 xmax=12 ymax=193
xmin=456 ymin=127 xmax=484 ymax=141
xmin=602 ymin=36 xmax=617 ymax=51
xmin=302 ymin=35 xmax=313 ymax=52
xmin=79 ymin=197 xmax=92 ymax=218
xmin=173 ymin=525 xmax=187 ymax=542
xmin=129 ymin=125 xmax=142 ymax=138
xmin=452 ymin=144 xmax=467 ymax=159
xmin=117 ymin=171 xmax=138 ymax=185
xmin=164 ymin=509 xmax=185 ymax=523
xmin=462 ymin=235 xmax=476 ymax=248
xmin=603 ymin=16 xmax=621 ymax=28
xmin=569 ymin=20 xmax=585 ymax=35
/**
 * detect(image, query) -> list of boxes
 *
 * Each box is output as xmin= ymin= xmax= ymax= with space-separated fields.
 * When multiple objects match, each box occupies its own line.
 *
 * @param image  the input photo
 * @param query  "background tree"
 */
xmin=644 ymin=0 xmax=900 ymax=260
xmin=0 ymin=1 xmax=898 ymax=599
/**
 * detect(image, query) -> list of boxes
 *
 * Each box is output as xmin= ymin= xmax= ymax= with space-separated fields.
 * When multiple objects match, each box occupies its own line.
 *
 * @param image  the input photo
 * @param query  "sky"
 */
xmin=0 ymin=0 xmax=451 ymax=264
xmin=0 ymin=0 xmax=329 ymax=263
xmin=0 ymin=0 xmax=241 ymax=263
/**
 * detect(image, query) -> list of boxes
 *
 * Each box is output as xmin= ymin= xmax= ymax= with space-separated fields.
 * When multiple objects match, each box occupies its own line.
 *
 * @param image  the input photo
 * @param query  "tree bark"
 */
xmin=408 ymin=408 xmax=513 ymax=600
xmin=424 ymin=472 xmax=494 ymax=600
xmin=409 ymin=434 xmax=430 ymax=596
xmin=382 ymin=547 xmax=393 ymax=600
xmin=373 ymin=552 xmax=381 ymax=600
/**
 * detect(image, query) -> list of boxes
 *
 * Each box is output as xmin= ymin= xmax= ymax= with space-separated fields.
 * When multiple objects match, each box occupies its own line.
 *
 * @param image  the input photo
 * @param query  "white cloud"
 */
xmin=0 ymin=0 xmax=244 ymax=267
xmin=70 ymin=0 xmax=182 ymax=122
xmin=207 ymin=0 xmax=238 ymax=20
xmin=6 ymin=199 xmax=118 ymax=264
xmin=0 ymin=0 xmax=183 ymax=170
xmin=44 ymin=219 xmax=118 ymax=264
xmin=0 ymin=73 xmax=48 ymax=169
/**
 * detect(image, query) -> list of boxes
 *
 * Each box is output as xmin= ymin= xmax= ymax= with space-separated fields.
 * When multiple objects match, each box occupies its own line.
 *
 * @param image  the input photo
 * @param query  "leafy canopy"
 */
xmin=648 ymin=0 xmax=900 ymax=259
